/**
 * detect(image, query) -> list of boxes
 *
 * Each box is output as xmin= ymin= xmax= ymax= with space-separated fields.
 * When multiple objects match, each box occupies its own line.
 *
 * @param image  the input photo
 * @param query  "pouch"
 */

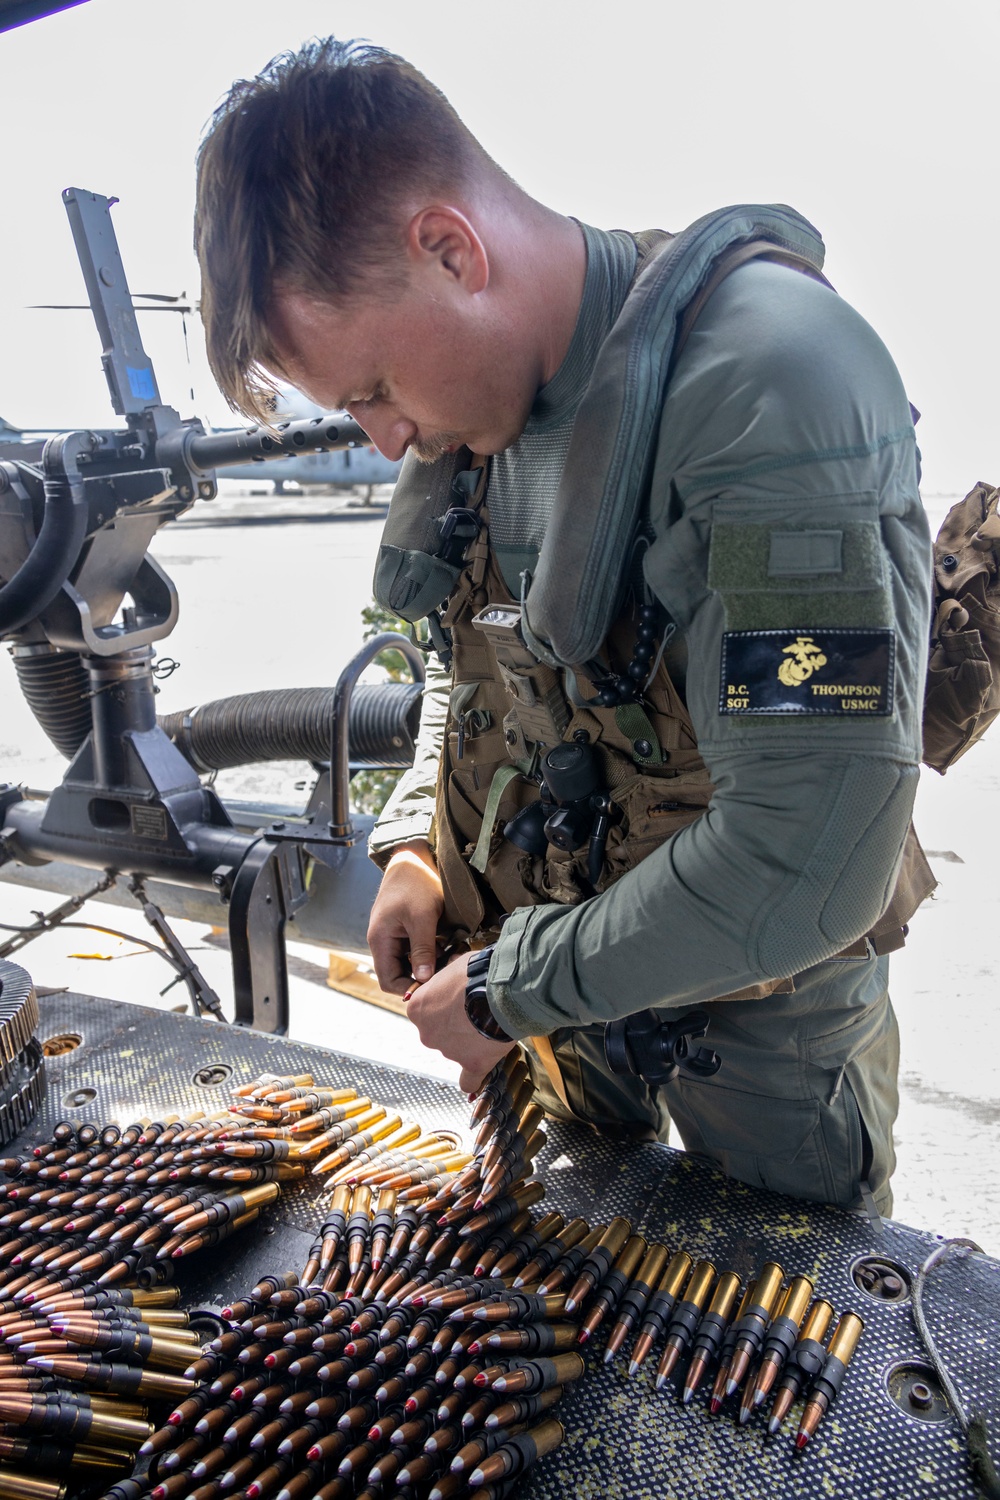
xmin=923 ymin=481 xmax=1000 ymax=772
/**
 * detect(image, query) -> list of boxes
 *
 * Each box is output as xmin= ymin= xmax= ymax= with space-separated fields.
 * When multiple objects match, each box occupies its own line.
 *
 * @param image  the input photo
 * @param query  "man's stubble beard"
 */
xmin=411 ymin=431 xmax=463 ymax=464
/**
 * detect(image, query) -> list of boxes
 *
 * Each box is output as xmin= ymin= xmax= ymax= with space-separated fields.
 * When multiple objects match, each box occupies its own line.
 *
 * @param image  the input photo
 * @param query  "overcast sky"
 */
xmin=2 ymin=0 xmax=996 ymax=496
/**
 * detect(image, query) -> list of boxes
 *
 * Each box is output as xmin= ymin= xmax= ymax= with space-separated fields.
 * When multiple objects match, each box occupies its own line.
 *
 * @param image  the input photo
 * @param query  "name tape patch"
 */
xmin=720 ymin=628 xmax=895 ymax=715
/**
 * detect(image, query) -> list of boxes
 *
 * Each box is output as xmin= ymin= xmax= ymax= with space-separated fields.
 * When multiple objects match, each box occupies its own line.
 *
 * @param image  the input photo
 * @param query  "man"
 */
xmin=195 ymin=38 xmax=934 ymax=1216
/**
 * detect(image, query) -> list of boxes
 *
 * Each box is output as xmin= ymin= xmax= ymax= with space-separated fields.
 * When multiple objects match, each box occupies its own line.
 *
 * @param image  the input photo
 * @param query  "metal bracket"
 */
xmin=228 ymin=837 xmax=307 ymax=1034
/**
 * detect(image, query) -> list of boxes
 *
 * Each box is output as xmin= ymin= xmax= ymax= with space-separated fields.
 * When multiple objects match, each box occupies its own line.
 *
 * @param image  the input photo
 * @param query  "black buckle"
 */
xmin=604 ymin=1008 xmax=722 ymax=1087
xmin=437 ymin=507 xmax=482 ymax=567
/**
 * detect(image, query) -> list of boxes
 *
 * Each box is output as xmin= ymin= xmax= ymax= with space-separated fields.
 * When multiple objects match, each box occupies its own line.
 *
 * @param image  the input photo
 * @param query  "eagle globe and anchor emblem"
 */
xmin=777 ymin=635 xmax=828 ymax=688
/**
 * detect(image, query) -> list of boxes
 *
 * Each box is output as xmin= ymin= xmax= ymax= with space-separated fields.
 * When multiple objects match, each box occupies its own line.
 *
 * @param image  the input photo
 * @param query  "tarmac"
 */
xmin=0 ymin=482 xmax=995 ymax=1254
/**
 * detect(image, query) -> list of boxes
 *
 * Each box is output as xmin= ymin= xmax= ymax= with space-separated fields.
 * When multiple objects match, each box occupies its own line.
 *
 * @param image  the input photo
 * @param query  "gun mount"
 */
xmin=0 ymin=189 xmax=423 ymax=1034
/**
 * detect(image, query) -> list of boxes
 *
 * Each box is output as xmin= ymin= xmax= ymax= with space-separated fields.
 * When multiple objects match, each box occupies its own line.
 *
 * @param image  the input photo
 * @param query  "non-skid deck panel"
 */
xmin=12 ymin=991 xmax=998 ymax=1500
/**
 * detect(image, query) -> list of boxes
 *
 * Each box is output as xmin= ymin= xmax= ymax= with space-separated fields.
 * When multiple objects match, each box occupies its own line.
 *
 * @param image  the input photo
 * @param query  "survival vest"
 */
xmin=373 ymin=204 xmax=962 ymax=987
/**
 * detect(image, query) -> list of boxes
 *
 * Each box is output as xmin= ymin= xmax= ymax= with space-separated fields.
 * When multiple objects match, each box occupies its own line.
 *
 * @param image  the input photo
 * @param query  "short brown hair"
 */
xmin=195 ymin=37 xmax=494 ymax=418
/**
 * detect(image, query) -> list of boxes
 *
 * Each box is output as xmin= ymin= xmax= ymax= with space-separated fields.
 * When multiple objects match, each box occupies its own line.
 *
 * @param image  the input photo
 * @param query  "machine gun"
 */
xmin=0 ymin=189 xmax=423 ymax=1033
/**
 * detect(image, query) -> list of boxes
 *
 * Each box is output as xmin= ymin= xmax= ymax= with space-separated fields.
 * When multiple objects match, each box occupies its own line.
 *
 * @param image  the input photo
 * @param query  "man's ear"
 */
xmin=407 ymin=206 xmax=489 ymax=294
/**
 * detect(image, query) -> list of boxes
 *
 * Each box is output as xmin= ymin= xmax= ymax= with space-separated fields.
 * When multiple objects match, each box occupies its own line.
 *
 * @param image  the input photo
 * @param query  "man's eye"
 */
xmin=354 ymin=386 xmax=386 ymax=410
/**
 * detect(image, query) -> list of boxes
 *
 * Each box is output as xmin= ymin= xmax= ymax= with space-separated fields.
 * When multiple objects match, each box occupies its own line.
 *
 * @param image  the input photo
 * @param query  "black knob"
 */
xmin=543 ymin=742 xmax=599 ymax=804
xmin=543 ymin=805 xmax=592 ymax=852
xmin=503 ymin=802 xmax=550 ymax=856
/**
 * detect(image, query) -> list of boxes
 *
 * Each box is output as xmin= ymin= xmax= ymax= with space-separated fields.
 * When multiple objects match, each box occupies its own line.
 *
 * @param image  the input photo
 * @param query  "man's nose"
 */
xmin=348 ymin=407 xmax=416 ymax=462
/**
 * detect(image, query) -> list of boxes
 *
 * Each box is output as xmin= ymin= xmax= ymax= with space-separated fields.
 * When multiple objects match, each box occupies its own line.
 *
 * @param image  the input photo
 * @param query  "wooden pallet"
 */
xmin=325 ymin=948 xmax=407 ymax=1016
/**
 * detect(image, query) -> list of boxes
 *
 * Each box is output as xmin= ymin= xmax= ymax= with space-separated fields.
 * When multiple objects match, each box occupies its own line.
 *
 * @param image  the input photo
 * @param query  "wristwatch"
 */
xmin=464 ymin=945 xmax=513 ymax=1043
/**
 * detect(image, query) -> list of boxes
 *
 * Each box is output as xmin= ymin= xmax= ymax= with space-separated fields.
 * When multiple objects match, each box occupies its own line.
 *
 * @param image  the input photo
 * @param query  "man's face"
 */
xmin=269 ymin=261 xmax=537 ymax=463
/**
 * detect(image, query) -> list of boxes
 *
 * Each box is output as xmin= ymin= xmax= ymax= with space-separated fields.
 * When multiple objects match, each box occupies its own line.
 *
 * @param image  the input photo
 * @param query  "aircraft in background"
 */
xmin=0 ymin=415 xmax=56 ymax=447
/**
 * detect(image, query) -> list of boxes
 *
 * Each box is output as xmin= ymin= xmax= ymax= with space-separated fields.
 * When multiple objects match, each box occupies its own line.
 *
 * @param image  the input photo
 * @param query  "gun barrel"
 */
xmin=181 ymin=414 xmax=371 ymax=473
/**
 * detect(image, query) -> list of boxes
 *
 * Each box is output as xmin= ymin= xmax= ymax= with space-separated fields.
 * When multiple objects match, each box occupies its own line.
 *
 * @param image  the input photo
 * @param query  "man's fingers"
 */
xmin=459 ymin=1064 xmax=491 ymax=1095
xmin=368 ymin=923 xmax=438 ymax=993
xmin=367 ymin=845 xmax=445 ymax=991
xmin=407 ymin=938 xmax=438 ymax=984
xmin=367 ymin=931 xmax=413 ymax=996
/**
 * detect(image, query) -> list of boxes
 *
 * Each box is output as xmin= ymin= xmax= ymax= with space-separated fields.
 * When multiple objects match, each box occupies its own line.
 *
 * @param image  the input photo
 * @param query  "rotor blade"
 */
xmin=29 ymin=301 xmax=197 ymax=313
xmin=133 ymin=292 xmax=200 ymax=313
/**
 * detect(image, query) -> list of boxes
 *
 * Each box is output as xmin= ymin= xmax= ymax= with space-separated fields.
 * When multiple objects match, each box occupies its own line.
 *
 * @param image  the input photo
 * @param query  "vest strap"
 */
xmin=614 ymin=702 xmax=663 ymax=765
xmin=469 ymin=765 xmax=522 ymax=874
xmin=527 ymin=1033 xmax=574 ymax=1115
xmin=670 ymin=240 xmax=834 ymax=372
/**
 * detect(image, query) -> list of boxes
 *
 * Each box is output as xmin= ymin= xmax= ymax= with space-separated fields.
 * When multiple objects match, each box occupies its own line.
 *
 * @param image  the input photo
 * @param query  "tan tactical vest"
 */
xmin=431 ymin=476 xmax=936 ymax=1000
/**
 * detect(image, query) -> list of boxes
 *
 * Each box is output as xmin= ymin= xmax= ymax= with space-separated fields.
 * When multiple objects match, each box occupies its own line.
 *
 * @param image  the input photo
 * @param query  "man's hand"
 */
xmin=367 ymin=840 xmax=446 ymax=996
xmin=405 ymin=953 xmax=515 ymax=1094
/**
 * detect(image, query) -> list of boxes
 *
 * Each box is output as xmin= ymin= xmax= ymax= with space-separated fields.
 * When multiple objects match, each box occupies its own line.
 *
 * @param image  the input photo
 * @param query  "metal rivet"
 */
xmin=63 ymin=1087 xmax=97 ymax=1108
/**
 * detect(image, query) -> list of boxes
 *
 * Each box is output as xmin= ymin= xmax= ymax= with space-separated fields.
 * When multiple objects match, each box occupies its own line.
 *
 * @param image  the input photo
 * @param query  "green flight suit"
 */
xmin=372 ymin=246 xmax=932 ymax=1216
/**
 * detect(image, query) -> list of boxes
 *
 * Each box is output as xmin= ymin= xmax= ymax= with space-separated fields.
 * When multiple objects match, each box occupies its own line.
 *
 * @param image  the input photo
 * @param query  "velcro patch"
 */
xmin=720 ymin=628 xmax=895 ymax=715
xmin=767 ymin=529 xmax=843 ymax=575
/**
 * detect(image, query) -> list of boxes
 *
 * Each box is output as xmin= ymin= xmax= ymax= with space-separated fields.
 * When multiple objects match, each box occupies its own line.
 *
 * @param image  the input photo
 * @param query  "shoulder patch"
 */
xmin=720 ymin=628 xmax=895 ymax=715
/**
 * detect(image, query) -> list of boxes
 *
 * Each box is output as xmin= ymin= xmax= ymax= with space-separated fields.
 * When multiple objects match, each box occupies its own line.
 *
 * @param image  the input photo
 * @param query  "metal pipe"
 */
xmin=0 ymin=816 xmax=383 ymax=954
xmin=1 ymin=799 xmax=254 ymax=890
xmin=329 ymin=633 xmax=427 ymax=839
xmin=174 ymin=414 xmax=370 ymax=475
xmin=86 ymin=649 xmax=157 ymax=789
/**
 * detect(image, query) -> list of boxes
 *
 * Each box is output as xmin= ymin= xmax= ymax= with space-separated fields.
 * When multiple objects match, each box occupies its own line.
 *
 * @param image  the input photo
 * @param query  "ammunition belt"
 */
xmin=0 ymin=960 xmax=45 ymax=1146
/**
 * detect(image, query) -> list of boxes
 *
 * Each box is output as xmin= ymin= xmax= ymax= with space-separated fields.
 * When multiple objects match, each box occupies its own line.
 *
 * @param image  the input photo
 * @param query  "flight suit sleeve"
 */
xmin=487 ymin=259 xmax=933 ymax=1038
xmin=368 ymin=653 xmax=451 ymax=864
